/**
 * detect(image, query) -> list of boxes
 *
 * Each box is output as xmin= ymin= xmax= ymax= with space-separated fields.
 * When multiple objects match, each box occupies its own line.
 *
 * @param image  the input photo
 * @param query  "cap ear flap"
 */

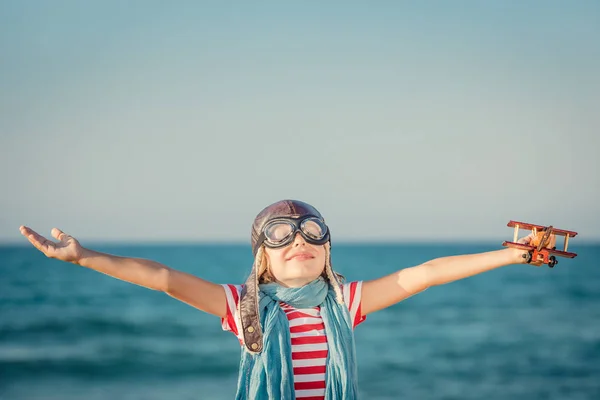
xmin=239 ymin=246 xmax=265 ymax=353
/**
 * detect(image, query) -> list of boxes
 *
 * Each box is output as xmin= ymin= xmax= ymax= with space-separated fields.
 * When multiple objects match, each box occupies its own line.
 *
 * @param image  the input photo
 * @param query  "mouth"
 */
xmin=287 ymin=252 xmax=314 ymax=261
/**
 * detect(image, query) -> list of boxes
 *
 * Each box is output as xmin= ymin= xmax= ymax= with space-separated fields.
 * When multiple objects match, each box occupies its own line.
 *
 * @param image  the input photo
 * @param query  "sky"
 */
xmin=1 ymin=1 xmax=599 ymax=244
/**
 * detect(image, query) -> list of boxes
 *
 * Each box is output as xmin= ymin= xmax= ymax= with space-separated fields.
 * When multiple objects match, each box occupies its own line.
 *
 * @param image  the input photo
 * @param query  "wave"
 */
xmin=0 ymin=316 xmax=201 ymax=341
xmin=0 ymin=353 xmax=239 ymax=380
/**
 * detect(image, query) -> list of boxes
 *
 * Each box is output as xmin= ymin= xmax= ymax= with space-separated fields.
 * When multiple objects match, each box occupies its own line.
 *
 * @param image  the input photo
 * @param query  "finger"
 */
xmin=51 ymin=228 xmax=69 ymax=242
xmin=28 ymin=234 xmax=55 ymax=255
xmin=22 ymin=227 xmax=48 ymax=245
xmin=19 ymin=225 xmax=37 ymax=237
xmin=28 ymin=234 xmax=47 ymax=252
xmin=518 ymin=233 xmax=534 ymax=244
xmin=21 ymin=227 xmax=56 ymax=255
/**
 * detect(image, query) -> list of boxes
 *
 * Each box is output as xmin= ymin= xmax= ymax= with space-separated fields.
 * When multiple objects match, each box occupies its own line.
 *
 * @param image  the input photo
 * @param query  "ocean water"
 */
xmin=1 ymin=242 xmax=599 ymax=400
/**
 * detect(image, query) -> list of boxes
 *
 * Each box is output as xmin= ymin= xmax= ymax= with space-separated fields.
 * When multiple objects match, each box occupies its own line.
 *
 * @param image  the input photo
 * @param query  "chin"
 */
xmin=287 ymin=261 xmax=322 ymax=274
xmin=279 ymin=269 xmax=323 ymax=287
xmin=281 ymin=276 xmax=321 ymax=288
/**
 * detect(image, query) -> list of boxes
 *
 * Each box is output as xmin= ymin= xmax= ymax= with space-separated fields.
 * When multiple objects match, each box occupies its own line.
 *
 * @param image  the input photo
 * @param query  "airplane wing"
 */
xmin=507 ymin=221 xmax=578 ymax=237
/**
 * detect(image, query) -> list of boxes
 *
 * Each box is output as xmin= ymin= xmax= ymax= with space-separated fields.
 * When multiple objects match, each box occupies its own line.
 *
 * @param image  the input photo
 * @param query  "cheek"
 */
xmin=315 ymin=247 xmax=327 ymax=265
xmin=307 ymin=250 xmax=327 ymax=274
xmin=265 ymin=250 xmax=287 ymax=272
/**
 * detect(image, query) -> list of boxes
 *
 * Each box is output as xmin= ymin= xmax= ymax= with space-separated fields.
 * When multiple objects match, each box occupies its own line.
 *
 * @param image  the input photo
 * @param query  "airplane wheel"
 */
xmin=548 ymin=255 xmax=557 ymax=268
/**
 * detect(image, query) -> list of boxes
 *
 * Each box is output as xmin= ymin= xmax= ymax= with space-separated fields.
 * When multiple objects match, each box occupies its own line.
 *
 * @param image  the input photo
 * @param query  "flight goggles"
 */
xmin=256 ymin=216 xmax=330 ymax=250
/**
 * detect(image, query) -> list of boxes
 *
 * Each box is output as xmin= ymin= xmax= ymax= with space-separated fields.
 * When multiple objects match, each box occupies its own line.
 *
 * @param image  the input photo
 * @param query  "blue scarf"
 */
xmin=234 ymin=277 xmax=358 ymax=399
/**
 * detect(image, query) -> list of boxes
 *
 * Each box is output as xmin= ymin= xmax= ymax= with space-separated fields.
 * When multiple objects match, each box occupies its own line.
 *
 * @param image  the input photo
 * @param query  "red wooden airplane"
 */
xmin=502 ymin=220 xmax=578 ymax=268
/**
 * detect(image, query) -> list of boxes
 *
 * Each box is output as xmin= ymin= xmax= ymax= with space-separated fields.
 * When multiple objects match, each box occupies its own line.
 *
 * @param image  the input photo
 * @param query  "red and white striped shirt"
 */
xmin=221 ymin=281 xmax=365 ymax=400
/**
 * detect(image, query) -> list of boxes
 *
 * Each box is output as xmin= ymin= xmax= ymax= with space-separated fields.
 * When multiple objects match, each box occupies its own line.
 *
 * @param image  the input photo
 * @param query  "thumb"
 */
xmin=51 ymin=228 xmax=70 ymax=241
xmin=518 ymin=232 xmax=534 ymax=245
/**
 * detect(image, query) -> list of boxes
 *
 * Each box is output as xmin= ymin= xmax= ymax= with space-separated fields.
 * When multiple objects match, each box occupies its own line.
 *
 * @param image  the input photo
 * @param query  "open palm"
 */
xmin=20 ymin=226 xmax=83 ymax=263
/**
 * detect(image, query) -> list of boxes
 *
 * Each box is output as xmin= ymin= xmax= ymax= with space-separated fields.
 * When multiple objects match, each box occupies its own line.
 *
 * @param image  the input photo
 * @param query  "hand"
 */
xmin=19 ymin=226 xmax=84 ymax=264
xmin=515 ymin=232 xmax=556 ymax=266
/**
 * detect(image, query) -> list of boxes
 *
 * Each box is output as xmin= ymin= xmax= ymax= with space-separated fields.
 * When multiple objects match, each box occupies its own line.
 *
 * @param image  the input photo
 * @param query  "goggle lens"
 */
xmin=264 ymin=223 xmax=294 ymax=244
xmin=301 ymin=219 xmax=325 ymax=240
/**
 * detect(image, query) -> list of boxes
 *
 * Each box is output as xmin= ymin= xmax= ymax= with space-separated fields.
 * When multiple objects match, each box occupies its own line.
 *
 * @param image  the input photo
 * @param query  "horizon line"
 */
xmin=2 ymin=237 xmax=599 ymax=247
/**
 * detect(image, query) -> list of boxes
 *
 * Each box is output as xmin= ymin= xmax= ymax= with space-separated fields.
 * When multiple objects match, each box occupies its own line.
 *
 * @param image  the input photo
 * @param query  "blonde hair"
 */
xmin=256 ymin=242 xmax=345 ymax=304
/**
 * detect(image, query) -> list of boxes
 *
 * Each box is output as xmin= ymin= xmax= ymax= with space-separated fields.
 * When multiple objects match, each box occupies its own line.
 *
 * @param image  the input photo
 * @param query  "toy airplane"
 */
xmin=502 ymin=220 xmax=578 ymax=268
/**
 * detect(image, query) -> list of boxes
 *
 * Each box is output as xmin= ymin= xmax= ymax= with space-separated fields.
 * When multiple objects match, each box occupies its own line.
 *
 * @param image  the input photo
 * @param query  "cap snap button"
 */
xmin=247 ymin=326 xmax=255 ymax=333
xmin=251 ymin=343 xmax=259 ymax=350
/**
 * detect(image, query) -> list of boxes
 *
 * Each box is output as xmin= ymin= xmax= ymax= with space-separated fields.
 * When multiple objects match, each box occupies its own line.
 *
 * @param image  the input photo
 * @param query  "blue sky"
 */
xmin=1 ymin=1 xmax=599 ymax=243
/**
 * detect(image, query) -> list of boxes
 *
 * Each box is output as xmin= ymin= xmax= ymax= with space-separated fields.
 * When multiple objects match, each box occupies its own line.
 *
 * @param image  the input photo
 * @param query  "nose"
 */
xmin=292 ymin=232 xmax=306 ymax=245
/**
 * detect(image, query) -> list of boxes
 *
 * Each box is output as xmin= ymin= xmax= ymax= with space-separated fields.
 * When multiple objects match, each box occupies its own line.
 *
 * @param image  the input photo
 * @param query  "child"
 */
xmin=19 ymin=199 xmax=543 ymax=399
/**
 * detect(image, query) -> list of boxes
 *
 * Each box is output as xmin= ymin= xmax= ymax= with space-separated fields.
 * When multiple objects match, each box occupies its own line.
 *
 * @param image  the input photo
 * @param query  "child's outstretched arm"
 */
xmin=361 ymin=234 xmax=538 ymax=315
xmin=19 ymin=226 xmax=227 ymax=318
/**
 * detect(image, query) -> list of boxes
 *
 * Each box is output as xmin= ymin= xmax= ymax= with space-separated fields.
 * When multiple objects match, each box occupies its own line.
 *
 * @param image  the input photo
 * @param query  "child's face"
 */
xmin=264 ymin=232 xmax=326 ymax=288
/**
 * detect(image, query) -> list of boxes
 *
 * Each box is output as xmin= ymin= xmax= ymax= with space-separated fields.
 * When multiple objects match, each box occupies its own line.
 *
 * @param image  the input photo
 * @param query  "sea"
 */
xmin=1 ymin=242 xmax=599 ymax=400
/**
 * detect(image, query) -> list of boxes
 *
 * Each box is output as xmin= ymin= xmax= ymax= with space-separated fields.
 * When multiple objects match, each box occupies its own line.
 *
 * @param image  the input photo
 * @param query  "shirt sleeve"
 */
xmin=342 ymin=281 xmax=366 ymax=328
xmin=220 ymin=284 xmax=244 ymax=343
